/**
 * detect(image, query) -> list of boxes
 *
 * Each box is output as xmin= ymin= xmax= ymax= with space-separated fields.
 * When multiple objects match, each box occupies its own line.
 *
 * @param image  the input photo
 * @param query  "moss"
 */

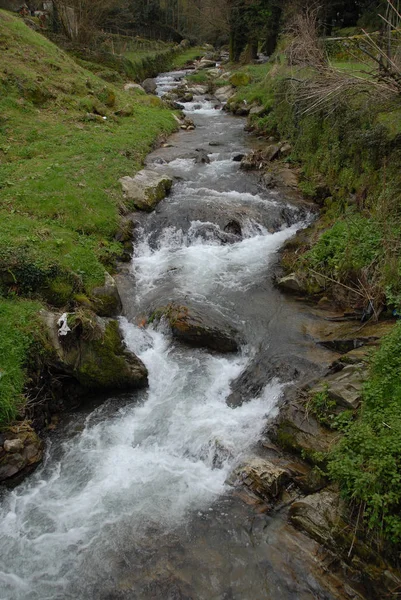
xmin=229 ymin=72 xmax=252 ymax=87
xmin=74 ymin=320 xmax=145 ymax=390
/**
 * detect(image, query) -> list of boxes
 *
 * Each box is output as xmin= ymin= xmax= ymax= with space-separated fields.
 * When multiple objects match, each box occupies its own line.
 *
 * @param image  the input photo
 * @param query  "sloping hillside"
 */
xmin=0 ymin=10 xmax=177 ymax=424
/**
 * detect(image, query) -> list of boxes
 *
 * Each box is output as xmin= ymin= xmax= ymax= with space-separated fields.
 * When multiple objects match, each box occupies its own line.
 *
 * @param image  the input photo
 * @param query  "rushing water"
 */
xmin=0 ymin=70 xmax=339 ymax=600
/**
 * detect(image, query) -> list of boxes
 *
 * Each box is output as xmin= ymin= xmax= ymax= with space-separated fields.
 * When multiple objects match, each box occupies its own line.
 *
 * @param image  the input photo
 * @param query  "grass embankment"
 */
xmin=0 ymin=11 xmax=179 ymax=425
xmin=227 ymin=56 xmax=401 ymax=546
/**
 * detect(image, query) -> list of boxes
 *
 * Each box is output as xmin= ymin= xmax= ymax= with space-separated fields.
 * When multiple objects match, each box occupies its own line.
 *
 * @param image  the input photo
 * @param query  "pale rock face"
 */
xmin=3 ymin=438 xmax=24 ymax=453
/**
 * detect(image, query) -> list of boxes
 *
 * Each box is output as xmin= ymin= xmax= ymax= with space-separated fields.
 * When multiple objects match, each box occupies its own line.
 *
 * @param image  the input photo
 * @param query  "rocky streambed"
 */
xmin=0 ymin=58 xmax=399 ymax=600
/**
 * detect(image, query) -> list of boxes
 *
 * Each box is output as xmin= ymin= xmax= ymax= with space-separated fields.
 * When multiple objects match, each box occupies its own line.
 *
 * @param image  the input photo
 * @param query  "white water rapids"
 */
xmin=0 ymin=70 xmax=320 ymax=600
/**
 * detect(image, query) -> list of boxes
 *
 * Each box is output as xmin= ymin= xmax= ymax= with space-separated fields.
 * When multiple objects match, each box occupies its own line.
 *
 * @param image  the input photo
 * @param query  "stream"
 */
xmin=0 ymin=69 xmax=340 ymax=600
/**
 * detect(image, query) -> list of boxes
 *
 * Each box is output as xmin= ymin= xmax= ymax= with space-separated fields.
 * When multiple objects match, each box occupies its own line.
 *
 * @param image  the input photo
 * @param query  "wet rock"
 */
xmin=276 ymin=273 xmax=303 ymax=293
xmin=149 ymin=303 xmax=240 ymax=353
xmin=232 ymin=153 xmax=245 ymax=162
xmin=0 ymin=423 xmax=43 ymax=483
xmin=209 ymin=141 xmax=223 ymax=147
xmin=41 ymin=310 xmax=148 ymax=392
xmin=270 ymin=399 xmax=338 ymax=463
xmin=310 ymin=363 xmax=368 ymax=410
xmin=91 ymin=272 xmax=122 ymax=317
xmin=232 ymin=458 xmax=290 ymax=501
xmin=289 ymin=490 xmax=344 ymax=547
xmin=240 ymin=146 xmax=279 ymax=170
xmin=142 ymin=78 xmax=157 ymax=94
xmin=120 ymin=170 xmax=172 ymax=212
xmin=224 ymin=219 xmax=242 ymax=237
xmin=190 ymin=222 xmax=239 ymax=244
xmin=194 ymin=149 xmax=210 ymax=164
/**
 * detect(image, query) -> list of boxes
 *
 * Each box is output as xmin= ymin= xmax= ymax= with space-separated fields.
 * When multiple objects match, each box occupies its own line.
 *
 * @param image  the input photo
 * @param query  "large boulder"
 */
xmin=120 ymin=170 xmax=172 ymax=212
xmin=142 ymin=78 xmax=157 ymax=94
xmin=231 ymin=458 xmax=290 ymax=501
xmin=91 ymin=272 xmax=122 ymax=317
xmin=0 ymin=422 xmax=43 ymax=483
xmin=41 ymin=310 xmax=148 ymax=392
xmin=149 ymin=302 xmax=240 ymax=353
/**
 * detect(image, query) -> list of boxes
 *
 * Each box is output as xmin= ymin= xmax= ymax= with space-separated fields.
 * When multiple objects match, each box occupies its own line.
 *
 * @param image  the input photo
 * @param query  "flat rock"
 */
xmin=309 ymin=319 xmax=395 ymax=353
xmin=120 ymin=170 xmax=172 ymax=212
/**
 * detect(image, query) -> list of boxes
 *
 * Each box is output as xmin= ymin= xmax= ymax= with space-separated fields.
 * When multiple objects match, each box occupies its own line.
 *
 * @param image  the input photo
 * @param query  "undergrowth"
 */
xmin=328 ymin=323 xmax=401 ymax=545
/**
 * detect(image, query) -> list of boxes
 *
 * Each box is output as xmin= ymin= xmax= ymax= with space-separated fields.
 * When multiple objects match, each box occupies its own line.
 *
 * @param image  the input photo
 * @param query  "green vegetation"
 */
xmin=329 ymin=323 xmax=401 ymax=544
xmin=170 ymin=46 xmax=204 ymax=69
xmin=0 ymin=11 xmax=181 ymax=425
xmin=0 ymin=299 xmax=43 ymax=426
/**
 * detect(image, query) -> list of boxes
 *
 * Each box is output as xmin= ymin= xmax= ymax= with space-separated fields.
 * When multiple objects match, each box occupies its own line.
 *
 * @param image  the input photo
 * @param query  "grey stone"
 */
xmin=120 ymin=170 xmax=172 ymax=212
xmin=142 ymin=78 xmax=157 ymax=94
xmin=214 ymin=85 xmax=235 ymax=102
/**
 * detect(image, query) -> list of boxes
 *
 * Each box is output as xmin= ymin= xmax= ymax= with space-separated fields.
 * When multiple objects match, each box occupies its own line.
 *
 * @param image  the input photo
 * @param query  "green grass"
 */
xmin=0 ymin=10 xmax=177 ymax=298
xmin=0 ymin=298 xmax=43 ymax=426
xmin=0 ymin=10 xmax=180 ymax=425
xmin=171 ymin=47 xmax=204 ymax=69
xmin=328 ymin=322 xmax=401 ymax=545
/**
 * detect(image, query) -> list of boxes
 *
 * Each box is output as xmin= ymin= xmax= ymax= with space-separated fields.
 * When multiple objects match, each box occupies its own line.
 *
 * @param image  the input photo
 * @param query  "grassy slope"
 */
xmin=0 ymin=11 xmax=179 ymax=426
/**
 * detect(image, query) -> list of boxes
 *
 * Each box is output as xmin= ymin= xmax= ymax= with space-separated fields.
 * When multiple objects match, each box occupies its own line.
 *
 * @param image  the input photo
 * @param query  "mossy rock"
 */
xmin=120 ymin=170 xmax=173 ymax=212
xmin=229 ymin=72 xmax=251 ymax=87
xmin=90 ymin=272 xmax=122 ymax=317
xmin=41 ymin=309 xmax=148 ymax=392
